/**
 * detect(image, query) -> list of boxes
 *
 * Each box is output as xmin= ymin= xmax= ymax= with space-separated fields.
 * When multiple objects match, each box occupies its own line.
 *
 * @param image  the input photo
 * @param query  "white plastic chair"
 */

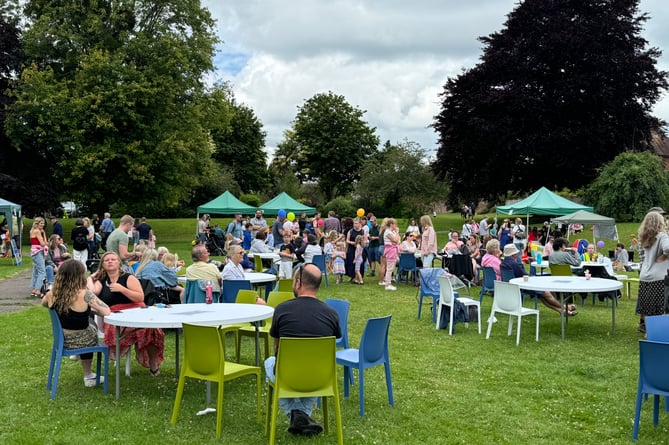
xmin=435 ymin=275 xmax=481 ymax=335
xmin=486 ymin=281 xmax=539 ymax=345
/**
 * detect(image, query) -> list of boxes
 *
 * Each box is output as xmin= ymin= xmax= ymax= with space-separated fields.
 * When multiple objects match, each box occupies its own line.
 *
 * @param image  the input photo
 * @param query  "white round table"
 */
xmin=247 ymin=252 xmax=281 ymax=262
xmin=243 ymin=272 xmax=278 ymax=285
xmin=530 ymin=261 xmax=550 ymax=275
xmin=510 ymin=276 xmax=622 ymax=339
xmin=105 ymin=303 xmax=274 ymax=398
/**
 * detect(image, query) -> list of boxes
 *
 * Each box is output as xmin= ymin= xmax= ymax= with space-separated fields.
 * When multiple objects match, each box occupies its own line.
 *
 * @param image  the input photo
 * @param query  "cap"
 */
xmin=503 ymin=244 xmax=520 ymax=257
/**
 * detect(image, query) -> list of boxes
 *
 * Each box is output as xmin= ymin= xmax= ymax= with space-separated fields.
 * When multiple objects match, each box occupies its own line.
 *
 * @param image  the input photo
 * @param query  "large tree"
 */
xmin=587 ymin=151 xmax=669 ymax=221
xmin=6 ymin=0 xmax=223 ymax=214
xmin=355 ymin=140 xmax=448 ymax=217
xmin=272 ymin=91 xmax=379 ymax=201
xmin=432 ymin=0 xmax=668 ymax=206
xmin=211 ymin=92 xmax=268 ymax=194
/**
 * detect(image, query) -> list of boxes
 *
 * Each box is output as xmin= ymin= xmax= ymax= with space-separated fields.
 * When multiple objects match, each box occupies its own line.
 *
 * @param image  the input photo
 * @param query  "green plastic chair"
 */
xmin=171 ymin=323 xmax=261 ymax=438
xmin=236 ymin=291 xmax=294 ymax=362
xmin=266 ymin=336 xmax=343 ymax=445
xmin=253 ymin=255 xmax=264 ymax=272
xmin=275 ymin=279 xmax=293 ymax=292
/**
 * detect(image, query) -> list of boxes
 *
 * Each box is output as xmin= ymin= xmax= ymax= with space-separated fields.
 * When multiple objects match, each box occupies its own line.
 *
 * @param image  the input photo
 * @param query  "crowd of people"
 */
xmin=34 ymin=203 xmax=662 ymax=433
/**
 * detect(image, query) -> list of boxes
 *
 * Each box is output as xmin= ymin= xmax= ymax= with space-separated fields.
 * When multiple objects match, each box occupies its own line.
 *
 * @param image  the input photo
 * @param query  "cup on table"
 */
xmin=523 ymin=275 xmax=529 ymax=282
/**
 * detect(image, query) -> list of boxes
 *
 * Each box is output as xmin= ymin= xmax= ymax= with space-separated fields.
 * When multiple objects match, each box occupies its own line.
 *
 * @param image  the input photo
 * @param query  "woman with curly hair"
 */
xmin=636 ymin=211 xmax=669 ymax=334
xmin=42 ymin=260 xmax=110 ymax=386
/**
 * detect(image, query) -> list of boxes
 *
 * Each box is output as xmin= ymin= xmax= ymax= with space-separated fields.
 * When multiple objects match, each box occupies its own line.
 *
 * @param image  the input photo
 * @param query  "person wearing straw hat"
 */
xmin=501 ymin=244 xmax=576 ymax=316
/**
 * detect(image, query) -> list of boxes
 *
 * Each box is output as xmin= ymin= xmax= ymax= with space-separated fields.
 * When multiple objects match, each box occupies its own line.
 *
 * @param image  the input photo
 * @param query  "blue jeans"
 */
xmin=422 ymin=253 xmax=435 ymax=268
xmin=514 ymin=242 xmax=524 ymax=264
xmin=265 ymin=356 xmax=317 ymax=416
xmin=30 ymin=251 xmax=46 ymax=290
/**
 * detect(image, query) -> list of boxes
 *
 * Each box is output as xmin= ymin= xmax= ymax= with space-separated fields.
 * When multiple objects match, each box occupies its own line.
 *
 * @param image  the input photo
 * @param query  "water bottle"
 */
xmin=205 ymin=280 xmax=213 ymax=304
xmin=536 ymin=253 xmax=542 ymax=265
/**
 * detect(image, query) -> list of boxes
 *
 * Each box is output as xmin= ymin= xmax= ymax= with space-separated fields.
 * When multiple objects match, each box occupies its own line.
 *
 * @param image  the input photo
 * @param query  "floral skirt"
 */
xmin=104 ymin=303 xmax=164 ymax=369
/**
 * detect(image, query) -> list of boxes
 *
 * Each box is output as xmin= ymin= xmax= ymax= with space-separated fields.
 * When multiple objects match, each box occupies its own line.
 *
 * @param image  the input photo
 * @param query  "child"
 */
xmin=278 ymin=233 xmax=296 ymax=279
xmin=332 ymin=241 xmax=346 ymax=284
xmin=242 ymin=223 xmax=253 ymax=251
xmin=323 ymin=231 xmax=338 ymax=274
xmin=354 ymin=235 xmax=364 ymax=285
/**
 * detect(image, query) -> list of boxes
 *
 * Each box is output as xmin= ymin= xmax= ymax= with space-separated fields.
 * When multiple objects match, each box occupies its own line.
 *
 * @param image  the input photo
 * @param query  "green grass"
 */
xmin=1 ymin=214 xmax=667 ymax=444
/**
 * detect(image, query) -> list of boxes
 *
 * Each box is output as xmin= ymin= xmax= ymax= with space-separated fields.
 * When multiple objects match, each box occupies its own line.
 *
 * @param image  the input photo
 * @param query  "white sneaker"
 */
xmin=385 ymin=285 xmax=397 ymax=291
xmin=69 ymin=355 xmax=80 ymax=361
xmin=378 ymin=282 xmax=386 ymax=286
xmin=84 ymin=374 xmax=104 ymax=387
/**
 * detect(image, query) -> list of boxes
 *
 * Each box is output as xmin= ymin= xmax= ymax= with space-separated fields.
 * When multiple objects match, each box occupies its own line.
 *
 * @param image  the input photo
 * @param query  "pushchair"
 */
xmin=205 ymin=232 xmax=225 ymax=256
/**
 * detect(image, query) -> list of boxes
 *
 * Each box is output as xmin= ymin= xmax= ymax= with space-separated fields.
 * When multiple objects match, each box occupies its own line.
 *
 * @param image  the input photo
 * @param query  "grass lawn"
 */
xmin=1 ymin=214 xmax=667 ymax=444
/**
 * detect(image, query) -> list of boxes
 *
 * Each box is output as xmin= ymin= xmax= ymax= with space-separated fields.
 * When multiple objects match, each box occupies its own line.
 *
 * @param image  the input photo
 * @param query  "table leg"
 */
xmin=115 ymin=326 xmax=121 ymax=399
xmin=612 ymin=291 xmax=616 ymax=335
xmin=254 ymin=321 xmax=261 ymax=367
xmin=559 ymin=293 xmax=565 ymax=340
xmin=175 ymin=329 xmax=180 ymax=380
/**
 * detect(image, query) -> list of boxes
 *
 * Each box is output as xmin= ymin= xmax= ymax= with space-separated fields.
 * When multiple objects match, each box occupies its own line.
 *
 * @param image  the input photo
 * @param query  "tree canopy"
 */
xmin=272 ymin=91 xmax=380 ymax=202
xmin=356 ymin=140 xmax=448 ymax=217
xmin=4 ymin=0 xmax=231 ymax=215
xmin=587 ymin=151 xmax=669 ymax=222
xmin=432 ymin=0 xmax=668 ymax=206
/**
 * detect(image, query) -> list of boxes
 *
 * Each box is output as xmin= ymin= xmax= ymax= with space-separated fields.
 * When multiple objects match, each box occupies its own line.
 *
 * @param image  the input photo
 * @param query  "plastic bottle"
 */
xmin=536 ymin=253 xmax=542 ymax=265
xmin=205 ymin=280 xmax=213 ymax=304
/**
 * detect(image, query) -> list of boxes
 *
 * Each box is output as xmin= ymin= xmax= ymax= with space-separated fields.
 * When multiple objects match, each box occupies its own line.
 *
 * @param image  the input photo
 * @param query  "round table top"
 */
xmin=104 ymin=303 xmax=274 ymax=329
xmin=247 ymin=252 xmax=281 ymax=261
xmin=530 ymin=261 xmax=549 ymax=268
xmin=509 ymin=276 xmax=622 ymax=293
xmin=243 ymin=272 xmax=278 ymax=284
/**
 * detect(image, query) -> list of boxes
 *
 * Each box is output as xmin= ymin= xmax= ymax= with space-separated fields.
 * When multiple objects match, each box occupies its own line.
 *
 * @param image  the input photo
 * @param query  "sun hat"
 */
xmin=503 ymin=244 xmax=519 ymax=257
xmin=648 ymin=206 xmax=666 ymax=214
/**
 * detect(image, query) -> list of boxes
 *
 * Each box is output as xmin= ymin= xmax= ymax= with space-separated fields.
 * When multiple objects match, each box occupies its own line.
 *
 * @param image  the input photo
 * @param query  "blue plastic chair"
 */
xmin=311 ymin=254 xmax=329 ymax=287
xmin=644 ymin=315 xmax=669 ymax=411
xmin=397 ymin=253 xmax=418 ymax=284
xmin=479 ymin=266 xmax=496 ymax=302
xmin=417 ymin=268 xmax=441 ymax=323
xmin=632 ymin=340 xmax=669 ymax=441
xmin=183 ymin=280 xmax=221 ymax=304
xmin=325 ymin=298 xmax=354 ymax=385
xmin=221 ymin=280 xmax=252 ymax=303
xmin=336 ymin=315 xmax=394 ymax=417
xmin=46 ymin=309 xmax=109 ymax=399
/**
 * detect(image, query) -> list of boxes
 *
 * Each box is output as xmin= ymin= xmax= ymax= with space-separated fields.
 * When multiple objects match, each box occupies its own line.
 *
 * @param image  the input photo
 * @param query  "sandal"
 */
xmin=150 ymin=368 xmax=160 ymax=377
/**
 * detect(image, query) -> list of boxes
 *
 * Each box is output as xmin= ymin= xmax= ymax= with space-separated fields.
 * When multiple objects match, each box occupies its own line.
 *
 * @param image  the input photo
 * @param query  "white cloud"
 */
xmin=204 ymin=0 xmax=669 ymax=158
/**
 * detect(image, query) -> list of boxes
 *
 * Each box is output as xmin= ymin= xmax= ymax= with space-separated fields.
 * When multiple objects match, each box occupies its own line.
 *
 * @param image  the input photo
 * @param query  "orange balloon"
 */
xmin=356 ymin=208 xmax=365 ymax=217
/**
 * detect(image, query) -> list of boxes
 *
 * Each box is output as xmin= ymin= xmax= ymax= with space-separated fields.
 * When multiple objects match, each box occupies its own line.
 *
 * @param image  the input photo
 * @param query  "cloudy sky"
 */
xmin=202 ymin=0 xmax=669 ymax=158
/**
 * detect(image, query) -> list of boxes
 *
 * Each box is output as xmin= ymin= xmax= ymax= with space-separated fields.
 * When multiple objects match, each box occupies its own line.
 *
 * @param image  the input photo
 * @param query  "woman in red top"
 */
xmin=30 ymin=217 xmax=48 ymax=297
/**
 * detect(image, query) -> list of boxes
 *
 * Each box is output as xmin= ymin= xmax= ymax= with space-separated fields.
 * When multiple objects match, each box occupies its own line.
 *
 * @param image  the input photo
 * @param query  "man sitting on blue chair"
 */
xmin=264 ymin=264 xmax=340 ymax=436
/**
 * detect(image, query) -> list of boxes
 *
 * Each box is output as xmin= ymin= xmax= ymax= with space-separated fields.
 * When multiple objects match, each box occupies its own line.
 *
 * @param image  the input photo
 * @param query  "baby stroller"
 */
xmin=205 ymin=232 xmax=225 ymax=256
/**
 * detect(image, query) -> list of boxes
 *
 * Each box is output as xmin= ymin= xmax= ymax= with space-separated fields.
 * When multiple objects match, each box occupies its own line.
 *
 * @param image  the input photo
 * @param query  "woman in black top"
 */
xmin=345 ymin=218 xmax=365 ymax=281
xmin=42 ymin=260 xmax=110 ymax=386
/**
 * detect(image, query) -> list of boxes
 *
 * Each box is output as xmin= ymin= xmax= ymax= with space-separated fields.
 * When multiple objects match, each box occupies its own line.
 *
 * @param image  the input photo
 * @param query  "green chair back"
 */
xmin=267 ymin=337 xmax=343 ymax=445
xmin=236 ymin=289 xmax=259 ymax=304
xmin=276 ymin=279 xmax=293 ymax=292
xmin=550 ymin=264 xmax=573 ymax=276
xmin=171 ymin=323 xmax=261 ymax=438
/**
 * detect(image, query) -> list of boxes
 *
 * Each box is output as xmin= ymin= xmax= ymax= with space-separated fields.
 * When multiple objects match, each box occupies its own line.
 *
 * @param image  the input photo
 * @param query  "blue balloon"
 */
xmin=278 ymin=209 xmax=287 ymax=218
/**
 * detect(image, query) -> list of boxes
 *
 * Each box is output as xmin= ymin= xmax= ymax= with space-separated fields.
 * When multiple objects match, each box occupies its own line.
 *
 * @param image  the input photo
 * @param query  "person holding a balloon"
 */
xmin=271 ymin=210 xmax=287 ymax=248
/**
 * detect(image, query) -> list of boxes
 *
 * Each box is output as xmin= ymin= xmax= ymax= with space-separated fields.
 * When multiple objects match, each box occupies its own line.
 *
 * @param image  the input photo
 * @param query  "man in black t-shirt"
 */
xmin=265 ymin=263 xmax=340 ymax=436
xmin=135 ymin=217 xmax=153 ymax=243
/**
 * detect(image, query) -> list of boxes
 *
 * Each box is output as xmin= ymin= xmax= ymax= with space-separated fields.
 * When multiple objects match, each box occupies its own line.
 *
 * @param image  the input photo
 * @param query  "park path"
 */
xmin=0 ymin=269 xmax=40 ymax=314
